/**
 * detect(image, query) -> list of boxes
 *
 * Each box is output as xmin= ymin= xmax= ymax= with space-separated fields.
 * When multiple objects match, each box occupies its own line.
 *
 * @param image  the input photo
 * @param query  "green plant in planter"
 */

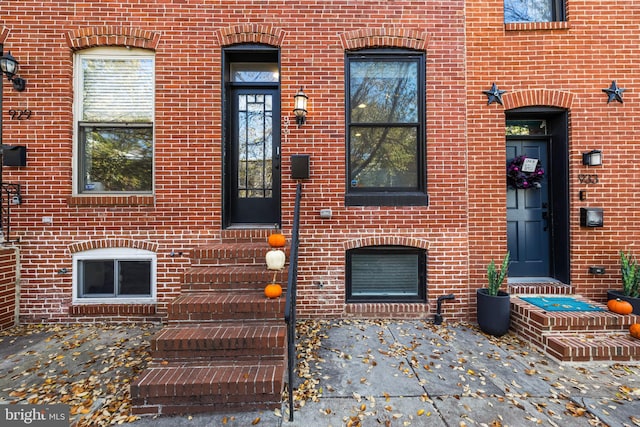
xmin=620 ymin=251 xmax=640 ymax=298
xmin=487 ymin=251 xmax=510 ymax=296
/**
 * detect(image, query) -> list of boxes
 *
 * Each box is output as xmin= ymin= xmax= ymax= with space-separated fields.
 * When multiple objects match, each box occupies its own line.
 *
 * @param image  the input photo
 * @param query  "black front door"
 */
xmin=228 ymin=87 xmax=280 ymax=225
xmin=507 ymin=139 xmax=550 ymax=277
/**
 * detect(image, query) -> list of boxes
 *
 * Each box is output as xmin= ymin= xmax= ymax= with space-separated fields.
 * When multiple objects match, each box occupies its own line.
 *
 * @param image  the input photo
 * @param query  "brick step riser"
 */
xmin=181 ymin=283 xmax=285 ymax=293
xmin=132 ymin=397 xmax=281 ymax=417
xmin=542 ymin=333 xmax=640 ymax=362
xmin=191 ymin=254 xmax=266 ymax=266
xmin=182 ymin=272 xmax=288 ymax=288
xmin=151 ymin=332 xmax=286 ymax=358
xmin=167 ymin=313 xmax=284 ymax=323
xmin=168 ymin=299 xmax=285 ymax=317
xmin=191 ymin=248 xmax=288 ymax=266
xmin=150 ymin=352 xmax=285 ymax=362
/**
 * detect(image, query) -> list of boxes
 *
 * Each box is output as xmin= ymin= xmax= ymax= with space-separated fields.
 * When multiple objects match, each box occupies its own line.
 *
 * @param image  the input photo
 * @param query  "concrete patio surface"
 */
xmin=1 ymin=319 xmax=639 ymax=426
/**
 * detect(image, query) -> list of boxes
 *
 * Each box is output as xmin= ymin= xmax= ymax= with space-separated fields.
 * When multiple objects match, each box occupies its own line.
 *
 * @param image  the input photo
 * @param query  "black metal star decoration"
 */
xmin=483 ymin=83 xmax=506 ymax=105
xmin=603 ymin=80 xmax=625 ymax=103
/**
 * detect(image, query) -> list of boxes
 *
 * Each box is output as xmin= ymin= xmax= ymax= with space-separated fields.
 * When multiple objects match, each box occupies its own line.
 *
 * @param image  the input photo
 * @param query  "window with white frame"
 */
xmin=73 ymin=248 xmax=156 ymax=303
xmin=74 ymin=47 xmax=154 ymax=194
xmin=504 ymin=0 xmax=565 ymax=23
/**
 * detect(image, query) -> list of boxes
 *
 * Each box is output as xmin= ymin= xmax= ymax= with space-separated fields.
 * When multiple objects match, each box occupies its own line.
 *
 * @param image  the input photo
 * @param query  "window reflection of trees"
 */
xmin=238 ymin=94 xmax=273 ymax=198
xmin=84 ymin=127 xmax=153 ymax=192
xmin=349 ymin=61 xmax=418 ymax=188
xmin=504 ymin=0 xmax=552 ymax=23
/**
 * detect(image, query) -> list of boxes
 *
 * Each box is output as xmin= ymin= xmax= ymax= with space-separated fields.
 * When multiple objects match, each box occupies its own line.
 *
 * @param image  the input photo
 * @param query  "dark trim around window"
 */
xmin=346 ymin=245 xmax=427 ymax=303
xmin=345 ymin=50 xmax=427 ymax=207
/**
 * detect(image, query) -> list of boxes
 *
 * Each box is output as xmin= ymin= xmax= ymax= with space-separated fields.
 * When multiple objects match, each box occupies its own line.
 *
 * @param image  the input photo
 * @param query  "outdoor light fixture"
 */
xmin=582 ymin=149 xmax=602 ymax=166
xmin=0 ymin=51 xmax=26 ymax=92
xmin=293 ymin=87 xmax=308 ymax=127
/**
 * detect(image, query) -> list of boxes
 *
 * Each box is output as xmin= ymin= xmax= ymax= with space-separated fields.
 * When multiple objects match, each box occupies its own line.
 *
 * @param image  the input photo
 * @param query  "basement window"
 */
xmin=346 ymin=246 xmax=426 ymax=302
xmin=73 ymin=248 xmax=156 ymax=303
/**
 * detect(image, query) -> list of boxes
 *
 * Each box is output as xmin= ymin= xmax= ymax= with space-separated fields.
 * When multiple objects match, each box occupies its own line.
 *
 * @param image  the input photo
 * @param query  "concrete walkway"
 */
xmin=1 ymin=320 xmax=639 ymax=426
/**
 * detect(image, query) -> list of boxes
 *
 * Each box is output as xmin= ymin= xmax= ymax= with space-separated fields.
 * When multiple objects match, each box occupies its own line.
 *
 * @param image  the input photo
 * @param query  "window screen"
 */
xmin=347 ymin=246 xmax=426 ymax=302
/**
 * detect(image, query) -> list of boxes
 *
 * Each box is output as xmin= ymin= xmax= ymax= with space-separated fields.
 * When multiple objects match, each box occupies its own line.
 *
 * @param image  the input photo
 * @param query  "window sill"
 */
xmin=505 ymin=21 xmax=570 ymax=32
xmin=67 ymin=194 xmax=154 ymax=207
xmin=69 ymin=302 xmax=156 ymax=316
xmin=344 ymin=301 xmax=428 ymax=318
xmin=345 ymin=192 xmax=429 ymax=207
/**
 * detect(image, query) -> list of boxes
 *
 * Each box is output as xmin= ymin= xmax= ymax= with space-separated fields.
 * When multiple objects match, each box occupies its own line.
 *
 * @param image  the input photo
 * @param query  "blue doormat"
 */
xmin=520 ymin=296 xmax=605 ymax=312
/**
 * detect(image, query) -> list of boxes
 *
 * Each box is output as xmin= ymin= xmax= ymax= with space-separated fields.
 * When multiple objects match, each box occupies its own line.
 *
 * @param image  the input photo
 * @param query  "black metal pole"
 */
xmin=0 ymin=43 xmax=4 ymax=242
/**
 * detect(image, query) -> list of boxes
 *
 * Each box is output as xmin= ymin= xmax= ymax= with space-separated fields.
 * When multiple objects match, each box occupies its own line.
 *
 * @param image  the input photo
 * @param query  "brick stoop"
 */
xmin=511 ymin=295 xmax=640 ymax=362
xmin=131 ymin=230 xmax=287 ymax=416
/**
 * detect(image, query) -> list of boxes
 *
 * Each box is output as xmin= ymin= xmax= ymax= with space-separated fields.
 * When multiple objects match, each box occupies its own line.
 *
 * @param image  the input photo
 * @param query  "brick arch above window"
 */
xmin=343 ymin=236 xmax=429 ymax=251
xmin=503 ymin=89 xmax=574 ymax=111
xmin=216 ymin=24 xmax=285 ymax=47
xmin=65 ymin=27 xmax=162 ymax=51
xmin=69 ymin=239 xmax=158 ymax=254
xmin=340 ymin=28 xmax=429 ymax=51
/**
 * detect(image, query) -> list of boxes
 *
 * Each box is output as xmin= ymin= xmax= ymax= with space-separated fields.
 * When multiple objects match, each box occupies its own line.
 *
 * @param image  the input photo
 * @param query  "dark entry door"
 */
xmin=506 ymin=140 xmax=550 ymax=277
xmin=229 ymin=87 xmax=280 ymax=224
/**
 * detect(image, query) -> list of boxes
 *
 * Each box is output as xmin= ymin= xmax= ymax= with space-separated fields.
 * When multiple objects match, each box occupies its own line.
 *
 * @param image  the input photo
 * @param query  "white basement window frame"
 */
xmin=72 ymin=248 xmax=157 ymax=304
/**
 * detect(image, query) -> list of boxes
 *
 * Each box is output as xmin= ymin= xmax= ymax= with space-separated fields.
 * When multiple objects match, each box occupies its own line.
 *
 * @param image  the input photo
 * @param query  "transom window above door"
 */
xmin=504 ymin=0 xmax=565 ymax=23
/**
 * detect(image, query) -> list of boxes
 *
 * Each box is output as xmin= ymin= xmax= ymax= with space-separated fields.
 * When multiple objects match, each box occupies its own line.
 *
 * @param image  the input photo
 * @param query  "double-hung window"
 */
xmin=346 ymin=50 xmax=427 ymax=206
xmin=504 ymin=0 xmax=565 ymax=23
xmin=75 ymin=48 xmax=154 ymax=194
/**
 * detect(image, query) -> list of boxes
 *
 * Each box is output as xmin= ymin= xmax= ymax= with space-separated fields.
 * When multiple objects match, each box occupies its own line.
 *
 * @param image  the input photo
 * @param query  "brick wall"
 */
xmin=466 ymin=1 xmax=640 ymax=303
xmin=1 ymin=1 xmax=467 ymax=323
xmin=0 ymin=248 xmax=18 ymax=330
xmin=3 ymin=0 xmax=635 ymax=325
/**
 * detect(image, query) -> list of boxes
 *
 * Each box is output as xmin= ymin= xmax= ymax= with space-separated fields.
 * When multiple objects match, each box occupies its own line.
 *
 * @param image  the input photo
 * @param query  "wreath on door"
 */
xmin=507 ymin=155 xmax=544 ymax=189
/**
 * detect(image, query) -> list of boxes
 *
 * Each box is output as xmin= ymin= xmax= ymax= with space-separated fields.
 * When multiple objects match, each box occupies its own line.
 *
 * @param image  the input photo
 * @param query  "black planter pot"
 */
xmin=477 ymin=288 xmax=511 ymax=337
xmin=607 ymin=290 xmax=640 ymax=315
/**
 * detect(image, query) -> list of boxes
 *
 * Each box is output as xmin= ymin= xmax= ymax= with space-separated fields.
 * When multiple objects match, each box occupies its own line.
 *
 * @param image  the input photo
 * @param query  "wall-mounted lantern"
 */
xmin=582 ymin=150 xmax=602 ymax=166
xmin=0 ymin=51 xmax=26 ymax=92
xmin=293 ymin=87 xmax=308 ymax=127
xmin=580 ymin=207 xmax=603 ymax=227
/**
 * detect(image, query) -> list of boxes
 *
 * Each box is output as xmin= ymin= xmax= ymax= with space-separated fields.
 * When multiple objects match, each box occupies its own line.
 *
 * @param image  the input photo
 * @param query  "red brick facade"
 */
xmin=0 ymin=1 xmax=636 ymax=324
xmin=0 ymin=248 xmax=18 ymax=330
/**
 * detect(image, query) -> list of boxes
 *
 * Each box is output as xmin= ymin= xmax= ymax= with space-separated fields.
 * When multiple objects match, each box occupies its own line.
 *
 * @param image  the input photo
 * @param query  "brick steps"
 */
xmin=544 ymin=332 xmax=640 ymax=362
xmin=182 ymin=265 xmax=287 ymax=292
xmin=151 ymin=323 xmax=286 ymax=361
xmin=167 ymin=292 xmax=285 ymax=323
xmin=132 ymin=232 xmax=288 ymax=417
xmin=131 ymin=360 xmax=284 ymax=415
xmin=511 ymin=294 xmax=640 ymax=362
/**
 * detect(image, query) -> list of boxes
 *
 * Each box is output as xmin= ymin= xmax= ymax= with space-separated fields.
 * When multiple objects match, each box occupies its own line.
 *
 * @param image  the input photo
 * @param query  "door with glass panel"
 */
xmin=228 ymin=84 xmax=280 ymax=225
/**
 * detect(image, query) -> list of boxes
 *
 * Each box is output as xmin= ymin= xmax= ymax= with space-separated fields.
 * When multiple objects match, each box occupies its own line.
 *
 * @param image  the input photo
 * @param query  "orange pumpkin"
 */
xmin=607 ymin=298 xmax=634 ymax=315
xmin=630 ymin=323 xmax=640 ymax=339
xmin=268 ymin=232 xmax=286 ymax=248
xmin=264 ymin=283 xmax=283 ymax=299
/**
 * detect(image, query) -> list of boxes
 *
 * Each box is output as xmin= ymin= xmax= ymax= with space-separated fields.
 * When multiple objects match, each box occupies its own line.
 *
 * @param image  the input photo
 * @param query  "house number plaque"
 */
xmin=8 ymin=109 xmax=32 ymax=120
xmin=578 ymin=174 xmax=599 ymax=184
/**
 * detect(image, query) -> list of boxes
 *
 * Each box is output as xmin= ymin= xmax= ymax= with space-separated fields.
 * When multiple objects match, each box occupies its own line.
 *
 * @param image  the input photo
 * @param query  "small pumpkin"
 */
xmin=630 ymin=323 xmax=640 ymax=339
xmin=607 ymin=298 xmax=634 ymax=315
xmin=265 ymin=249 xmax=286 ymax=271
xmin=264 ymin=283 xmax=283 ymax=299
xmin=268 ymin=232 xmax=286 ymax=248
